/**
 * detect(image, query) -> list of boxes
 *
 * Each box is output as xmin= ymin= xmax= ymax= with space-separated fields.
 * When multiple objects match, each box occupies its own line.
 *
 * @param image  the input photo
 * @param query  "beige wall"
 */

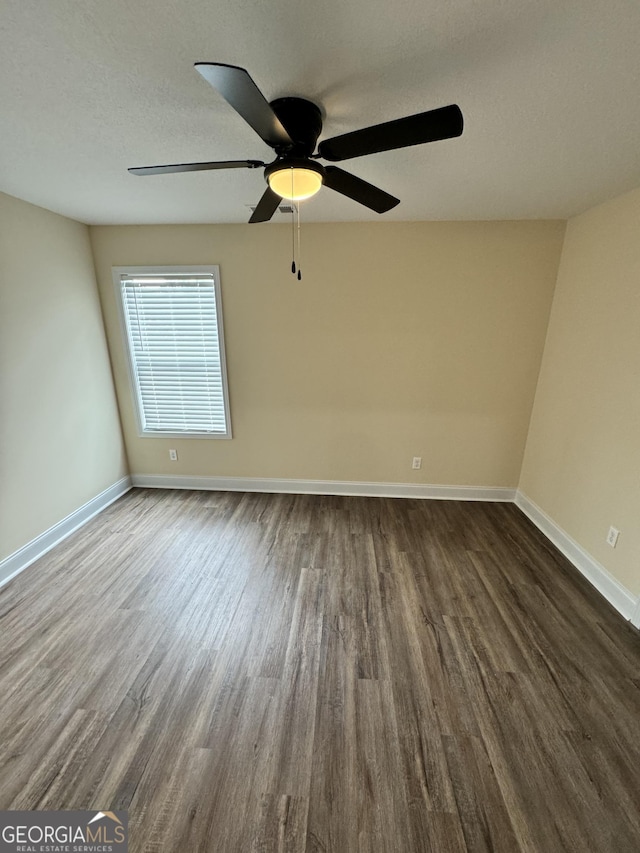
xmin=0 ymin=192 xmax=128 ymax=563
xmin=90 ymin=220 xmax=564 ymax=488
xmin=520 ymin=187 xmax=640 ymax=596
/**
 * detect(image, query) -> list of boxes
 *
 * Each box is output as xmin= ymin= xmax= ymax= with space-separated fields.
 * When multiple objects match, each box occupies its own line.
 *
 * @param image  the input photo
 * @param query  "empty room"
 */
xmin=1 ymin=1 xmax=639 ymax=851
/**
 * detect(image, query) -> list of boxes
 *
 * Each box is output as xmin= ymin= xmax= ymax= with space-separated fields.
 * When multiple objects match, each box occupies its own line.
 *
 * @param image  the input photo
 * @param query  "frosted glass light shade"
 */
xmin=268 ymin=167 xmax=323 ymax=201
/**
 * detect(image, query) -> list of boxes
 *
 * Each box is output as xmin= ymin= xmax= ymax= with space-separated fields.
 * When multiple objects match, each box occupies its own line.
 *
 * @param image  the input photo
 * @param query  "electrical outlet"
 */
xmin=412 ymin=456 xmax=422 ymax=470
xmin=606 ymin=526 xmax=619 ymax=548
xmin=169 ymin=449 xmax=178 ymax=462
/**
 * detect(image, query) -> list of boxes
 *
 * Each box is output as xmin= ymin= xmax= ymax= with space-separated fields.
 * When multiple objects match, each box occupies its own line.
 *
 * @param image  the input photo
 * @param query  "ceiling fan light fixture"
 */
xmin=266 ymin=161 xmax=324 ymax=201
xmin=132 ymin=64 xmax=464 ymax=226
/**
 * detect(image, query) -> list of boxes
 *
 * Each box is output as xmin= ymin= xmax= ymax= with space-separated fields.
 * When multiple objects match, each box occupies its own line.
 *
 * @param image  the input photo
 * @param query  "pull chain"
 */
xmin=296 ymin=201 xmax=302 ymax=280
xmin=287 ymin=168 xmax=302 ymax=280
xmin=290 ymin=169 xmax=296 ymax=275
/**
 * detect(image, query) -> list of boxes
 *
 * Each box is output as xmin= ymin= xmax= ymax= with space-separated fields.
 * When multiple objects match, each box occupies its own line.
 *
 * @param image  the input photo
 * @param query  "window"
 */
xmin=113 ymin=266 xmax=232 ymax=438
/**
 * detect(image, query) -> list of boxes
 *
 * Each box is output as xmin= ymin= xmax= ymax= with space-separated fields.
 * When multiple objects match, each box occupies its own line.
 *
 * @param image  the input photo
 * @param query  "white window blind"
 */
xmin=116 ymin=267 xmax=231 ymax=437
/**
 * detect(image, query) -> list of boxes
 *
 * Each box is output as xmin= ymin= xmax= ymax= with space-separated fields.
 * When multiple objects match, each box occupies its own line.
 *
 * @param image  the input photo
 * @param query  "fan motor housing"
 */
xmin=270 ymin=97 xmax=323 ymax=156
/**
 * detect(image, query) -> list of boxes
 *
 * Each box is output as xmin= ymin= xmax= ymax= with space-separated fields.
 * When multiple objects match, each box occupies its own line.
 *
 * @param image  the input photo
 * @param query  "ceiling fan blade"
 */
xmin=249 ymin=187 xmax=281 ymax=223
xmin=318 ymin=104 xmax=463 ymax=162
xmin=323 ymin=166 xmax=399 ymax=213
xmin=195 ymin=62 xmax=292 ymax=149
xmin=129 ymin=159 xmax=264 ymax=176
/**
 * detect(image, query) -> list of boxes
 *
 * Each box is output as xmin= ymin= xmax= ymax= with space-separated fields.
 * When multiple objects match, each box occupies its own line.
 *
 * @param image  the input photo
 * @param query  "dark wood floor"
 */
xmin=0 ymin=489 xmax=638 ymax=852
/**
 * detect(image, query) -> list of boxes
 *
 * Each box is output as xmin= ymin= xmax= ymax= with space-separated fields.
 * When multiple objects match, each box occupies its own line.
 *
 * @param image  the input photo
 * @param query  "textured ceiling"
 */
xmin=2 ymin=0 xmax=640 ymax=225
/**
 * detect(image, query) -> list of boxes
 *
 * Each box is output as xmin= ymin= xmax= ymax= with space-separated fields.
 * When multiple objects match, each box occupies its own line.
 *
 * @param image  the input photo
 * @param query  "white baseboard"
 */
xmin=516 ymin=491 xmax=639 ymax=627
xmin=131 ymin=474 xmax=516 ymax=503
xmin=0 ymin=476 xmax=132 ymax=590
xmin=4 ymin=475 xmax=636 ymax=631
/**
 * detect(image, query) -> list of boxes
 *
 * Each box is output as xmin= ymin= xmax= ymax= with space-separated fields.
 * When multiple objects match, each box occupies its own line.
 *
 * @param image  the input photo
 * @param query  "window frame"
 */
xmin=112 ymin=264 xmax=232 ymax=440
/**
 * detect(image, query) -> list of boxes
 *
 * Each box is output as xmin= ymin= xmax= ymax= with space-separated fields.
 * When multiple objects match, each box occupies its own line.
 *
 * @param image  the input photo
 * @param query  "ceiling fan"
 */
xmin=129 ymin=63 xmax=464 ymax=222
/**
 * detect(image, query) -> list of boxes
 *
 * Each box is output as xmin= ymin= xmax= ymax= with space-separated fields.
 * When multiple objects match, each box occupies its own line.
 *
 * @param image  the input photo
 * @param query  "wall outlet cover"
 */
xmin=606 ymin=526 xmax=619 ymax=547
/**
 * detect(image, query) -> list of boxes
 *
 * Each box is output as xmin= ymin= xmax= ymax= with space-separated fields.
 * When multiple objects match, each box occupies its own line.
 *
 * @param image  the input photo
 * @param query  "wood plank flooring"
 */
xmin=1 ymin=489 xmax=639 ymax=852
